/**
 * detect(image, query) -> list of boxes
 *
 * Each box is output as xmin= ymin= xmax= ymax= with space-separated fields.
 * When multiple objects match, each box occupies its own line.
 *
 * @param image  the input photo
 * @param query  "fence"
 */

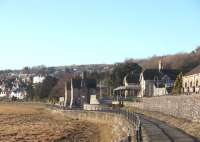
xmin=115 ymin=109 xmax=142 ymax=142
xmin=47 ymin=104 xmax=143 ymax=142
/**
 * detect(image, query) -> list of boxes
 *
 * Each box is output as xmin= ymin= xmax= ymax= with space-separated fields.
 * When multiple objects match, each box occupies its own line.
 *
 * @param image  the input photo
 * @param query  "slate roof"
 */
xmin=143 ymin=69 xmax=161 ymax=80
xmin=126 ymin=72 xmax=140 ymax=83
xmin=142 ymin=69 xmax=180 ymax=80
xmin=67 ymin=78 xmax=96 ymax=89
xmin=185 ymin=64 xmax=200 ymax=76
xmin=161 ymin=70 xmax=181 ymax=80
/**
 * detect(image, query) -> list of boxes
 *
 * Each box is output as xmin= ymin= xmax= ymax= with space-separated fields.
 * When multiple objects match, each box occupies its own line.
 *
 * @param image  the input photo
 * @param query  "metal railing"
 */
xmin=115 ymin=109 xmax=142 ymax=142
xmin=47 ymin=104 xmax=142 ymax=142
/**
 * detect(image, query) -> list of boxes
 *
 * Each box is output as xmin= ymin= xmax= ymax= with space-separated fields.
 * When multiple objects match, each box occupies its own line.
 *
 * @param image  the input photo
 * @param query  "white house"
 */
xmin=10 ymin=91 xmax=26 ymax=100
xmin=33 ymin=76 xmax=46 ymax=84
xmin=0 ymin=92 xmax=7 ymax=98
xmin=113 ymin=73 xmax=140 ymax=99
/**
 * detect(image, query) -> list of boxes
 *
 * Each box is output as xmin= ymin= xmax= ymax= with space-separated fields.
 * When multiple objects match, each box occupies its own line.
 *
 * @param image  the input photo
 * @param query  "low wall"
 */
xmin=83 ymin=104 xmax=108 ymax=111
xmin=125 ymin=95 xmax=200 ymax=122
xmin=53 ymin=109 xmax=135 ymax=142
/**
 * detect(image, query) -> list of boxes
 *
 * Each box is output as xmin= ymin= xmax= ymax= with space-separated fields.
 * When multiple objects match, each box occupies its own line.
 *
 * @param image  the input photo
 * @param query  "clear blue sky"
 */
xmin=0 ymin=0 xmax=200 ymax=69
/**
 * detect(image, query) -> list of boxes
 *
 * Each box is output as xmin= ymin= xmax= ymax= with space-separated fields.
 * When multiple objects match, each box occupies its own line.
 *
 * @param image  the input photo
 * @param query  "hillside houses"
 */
xmin=0 ymin=77 xmax=29 ymax=100
xmin=113 ymin=60 xmax=180 ymax=99
xmin=131 ymin=61 xmax=200 ymax=97
xmin=0 ymin=74 xmax=30 ymax=100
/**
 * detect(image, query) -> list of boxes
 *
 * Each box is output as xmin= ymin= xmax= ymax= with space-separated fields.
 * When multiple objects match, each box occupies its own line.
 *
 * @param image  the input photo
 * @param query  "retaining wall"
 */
xmin=125 ymin=94 xmax=200 ymax=122
xmin=53 ymin=109 xmax=135 ymax=142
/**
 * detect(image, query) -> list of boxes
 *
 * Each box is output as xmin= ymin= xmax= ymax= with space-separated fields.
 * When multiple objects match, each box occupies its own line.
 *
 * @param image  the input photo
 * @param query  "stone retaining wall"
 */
xmin=55 ymin=110 xmax=135 ymax=142
xmin=125 ymin=94 xmax=200 ymax=122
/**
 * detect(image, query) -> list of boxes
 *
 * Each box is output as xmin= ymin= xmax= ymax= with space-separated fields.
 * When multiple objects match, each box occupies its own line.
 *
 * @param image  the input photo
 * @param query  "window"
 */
xmin=185 ymin=82 xmax=187 ymax=88
xmin=196 ymin=80 xmax=199 ymax=87
xmin=190 ymin=82 xmax=193 ymax=87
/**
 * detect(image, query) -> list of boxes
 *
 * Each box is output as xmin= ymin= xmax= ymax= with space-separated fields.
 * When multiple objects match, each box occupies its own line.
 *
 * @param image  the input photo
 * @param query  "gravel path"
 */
xmin=139 ymin=114 xmax=199 ymax=142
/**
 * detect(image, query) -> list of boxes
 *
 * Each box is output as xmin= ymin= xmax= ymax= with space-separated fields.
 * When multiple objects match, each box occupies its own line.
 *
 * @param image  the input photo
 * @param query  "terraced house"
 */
xmin=183 ymin=65 xmax=200 ymax=94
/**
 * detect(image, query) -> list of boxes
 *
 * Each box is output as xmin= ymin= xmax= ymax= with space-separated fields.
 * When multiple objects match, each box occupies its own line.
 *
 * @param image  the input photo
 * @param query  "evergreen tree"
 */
xmin=172 ymin=72 xmax=183 ymax=95
xmin=111 ymin=62 xmax=142 ymax=87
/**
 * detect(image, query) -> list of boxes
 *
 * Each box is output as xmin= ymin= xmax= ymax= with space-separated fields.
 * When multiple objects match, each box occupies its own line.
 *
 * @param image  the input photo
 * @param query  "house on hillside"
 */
xmin=0 ymin=91 xmax=8 ymax=98
xmin=10 ymin=91 xmax=27 ymax=100
xmin=33 ymin=75 xmax=46 ymax=84
xmin=18 ymin=73 xmax=33 ymax=83
xmin=139 ymin=60 xmax=180 ymax=97
xmin=182 ymin=65 xmax=200 ymax=94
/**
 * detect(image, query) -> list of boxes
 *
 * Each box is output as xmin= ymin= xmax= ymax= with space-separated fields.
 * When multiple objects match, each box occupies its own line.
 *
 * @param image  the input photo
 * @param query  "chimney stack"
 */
xmin=159 ymin=60 xmax=163 ymax=72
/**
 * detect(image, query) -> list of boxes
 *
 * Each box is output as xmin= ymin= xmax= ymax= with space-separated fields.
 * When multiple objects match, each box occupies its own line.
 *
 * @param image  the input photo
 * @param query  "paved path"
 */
xmin=138 ymin=114 xmax=199 ymax=142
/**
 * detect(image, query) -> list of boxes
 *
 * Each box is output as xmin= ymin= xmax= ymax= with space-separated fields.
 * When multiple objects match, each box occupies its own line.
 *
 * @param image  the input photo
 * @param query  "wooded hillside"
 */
xmin=127 ymin=47 xmax=200 ymax=74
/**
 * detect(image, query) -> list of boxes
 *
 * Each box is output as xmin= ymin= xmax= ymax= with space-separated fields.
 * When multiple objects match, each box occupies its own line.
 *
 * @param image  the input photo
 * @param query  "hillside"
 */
xmin=127 ymin=47 xmax=200 ymax=74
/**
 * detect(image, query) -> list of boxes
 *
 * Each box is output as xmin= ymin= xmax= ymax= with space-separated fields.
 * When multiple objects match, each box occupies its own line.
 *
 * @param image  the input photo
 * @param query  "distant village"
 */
xmin=0 ymin=64 xmax=113 ymax=101
xmin=0 ymin=73 xmax=45 ymax=100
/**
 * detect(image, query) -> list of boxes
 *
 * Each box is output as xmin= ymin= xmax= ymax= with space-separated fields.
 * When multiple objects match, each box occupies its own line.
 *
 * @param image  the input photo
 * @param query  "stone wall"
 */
xmin=54 ymin=109 xmax=135 ymax=142
xmin=124 ymin=95 xmax=200 ymax=122
xmin=153 ymin=86 xmax=167 ymax=96
xmin=83 ymin=104 xmax=107 ymax=110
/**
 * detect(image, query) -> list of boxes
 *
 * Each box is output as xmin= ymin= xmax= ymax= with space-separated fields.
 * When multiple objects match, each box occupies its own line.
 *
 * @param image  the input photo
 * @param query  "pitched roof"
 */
xmin=142 ymin=69 xmax=161 ymax=80
xmin=126 ymin=72 xmax=140 ymax=83
xmin=185 ymin=64 xmax=200 ymax=76
xmin=68 ymin=78 xmax=96 ymax=89
xmin=142 ymin=69 xmax=180 ymax=80
xmin=161 ymin=70 xmax=181 ymax=80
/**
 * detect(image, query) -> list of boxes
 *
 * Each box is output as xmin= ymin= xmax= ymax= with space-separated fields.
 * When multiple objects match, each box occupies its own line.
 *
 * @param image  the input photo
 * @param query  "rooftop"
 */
xmin=185 ymin=64 xmax=200 ymax=76
xmin=142 ymin=69 xmax=180 ymax=80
